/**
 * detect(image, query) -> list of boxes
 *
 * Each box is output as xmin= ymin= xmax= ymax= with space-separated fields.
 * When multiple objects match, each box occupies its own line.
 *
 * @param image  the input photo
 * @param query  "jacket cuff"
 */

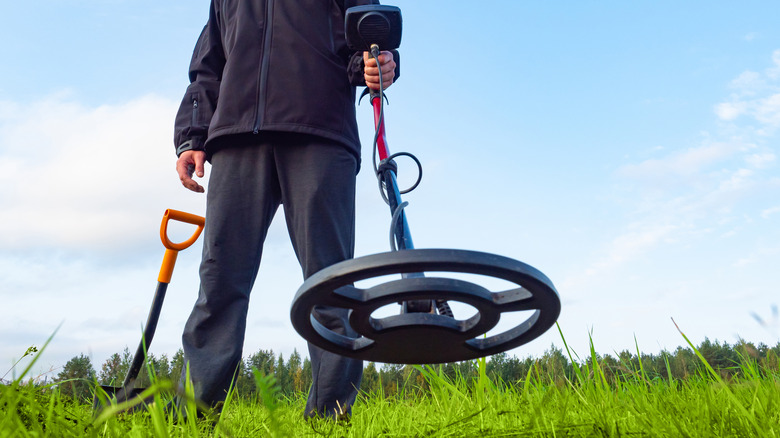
xmin=390 ymin=49 xmax=400 ymax=82
xmin=176 ymin=138 xmax=205 ymax=157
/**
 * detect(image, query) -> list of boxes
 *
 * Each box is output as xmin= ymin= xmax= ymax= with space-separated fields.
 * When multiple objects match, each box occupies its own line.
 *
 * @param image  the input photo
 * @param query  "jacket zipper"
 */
xmin=191 ymin=97 xmax=199 ymax=126
xmin=253 ymin=0 xmax=275 ymax=134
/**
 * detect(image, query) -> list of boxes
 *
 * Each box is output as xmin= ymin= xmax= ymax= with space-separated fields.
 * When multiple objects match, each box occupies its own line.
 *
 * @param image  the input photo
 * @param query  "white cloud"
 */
xmin=761 ymin=206 xmax=780 ymax=219
xmin=715 ymin=50 xmax=780 ymax=130
xmin=591 ymin=223 xmax=678 ymax=272
xmin=0 ymin=94 xmax=207 ymax=252
xmin=617 ymin=142 xmax=743 ymax=180
xmin=718 ymin=168 xmax=754 ymax=192
xmin=769 ymin=49 xmax=780 ymax=79
xmin=733 ymin=246 xmax=780 ymax=268
xmin=744 ymin=152 xmax=776 ymax=169
xmin=734 ymin=256 xmax=756 ymax=267
xmin=754 ymin=93 xmax=780 ymax=127
xmin=591 ymin=50 xmax=780 ymax=289
xmin=715 ymin=101 xmax=747 ymax=120
xmin=729 ymin=71 xmax=765 ymax=96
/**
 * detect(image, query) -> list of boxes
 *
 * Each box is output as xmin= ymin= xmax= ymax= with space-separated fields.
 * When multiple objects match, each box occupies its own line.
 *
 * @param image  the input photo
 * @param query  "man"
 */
xmin=172 ymin=0 xmax=397 ymax=419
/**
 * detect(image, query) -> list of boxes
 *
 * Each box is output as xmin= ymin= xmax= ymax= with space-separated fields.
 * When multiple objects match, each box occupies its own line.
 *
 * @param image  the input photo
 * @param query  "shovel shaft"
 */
xmin=122 ymin=281 xmax=168 ymax=388
xmin=158 ymin=249 xmax=178 ymax=284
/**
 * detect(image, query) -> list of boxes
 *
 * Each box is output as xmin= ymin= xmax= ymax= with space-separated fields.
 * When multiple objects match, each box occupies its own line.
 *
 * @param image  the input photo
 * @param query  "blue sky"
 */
xmin=1 ymin=1 xmax=779 ymax=378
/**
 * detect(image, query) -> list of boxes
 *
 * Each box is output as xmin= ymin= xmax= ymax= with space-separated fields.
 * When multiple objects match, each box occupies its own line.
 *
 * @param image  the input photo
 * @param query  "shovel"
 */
xmin=96 ymin=209 xmax=204 ymax=407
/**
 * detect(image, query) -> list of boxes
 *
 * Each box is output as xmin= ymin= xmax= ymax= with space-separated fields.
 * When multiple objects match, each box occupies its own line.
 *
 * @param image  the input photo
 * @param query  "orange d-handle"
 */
xmin=158 ymin=209 xmax=205 ymax=284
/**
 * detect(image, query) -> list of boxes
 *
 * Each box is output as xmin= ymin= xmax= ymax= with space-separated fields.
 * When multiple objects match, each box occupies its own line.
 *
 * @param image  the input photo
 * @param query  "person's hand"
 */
xmin=176 ymin=150 xmax=206 ymax=193
xmin=363 ymin=51 xmax=396 ymax=90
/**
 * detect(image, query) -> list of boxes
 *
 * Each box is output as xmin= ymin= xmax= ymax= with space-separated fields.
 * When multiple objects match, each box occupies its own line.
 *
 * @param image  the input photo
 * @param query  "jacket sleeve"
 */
xmin=173 ymin=2 xmax=225 ymax=157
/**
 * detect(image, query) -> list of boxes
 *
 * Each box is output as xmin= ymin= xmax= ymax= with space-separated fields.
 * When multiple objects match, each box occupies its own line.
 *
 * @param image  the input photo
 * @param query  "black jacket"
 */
xmin=173 ymin=0 xmax=383 ymax=160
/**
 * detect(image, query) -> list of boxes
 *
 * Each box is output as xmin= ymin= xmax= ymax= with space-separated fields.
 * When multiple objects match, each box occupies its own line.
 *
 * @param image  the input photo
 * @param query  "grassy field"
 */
xmin=2 ymin=328 xmax=779 ymax=437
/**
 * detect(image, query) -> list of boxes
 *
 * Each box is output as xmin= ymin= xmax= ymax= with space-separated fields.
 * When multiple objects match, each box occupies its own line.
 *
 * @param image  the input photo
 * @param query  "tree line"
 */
xmin=48 ymin=338 xmax=780 ymax=401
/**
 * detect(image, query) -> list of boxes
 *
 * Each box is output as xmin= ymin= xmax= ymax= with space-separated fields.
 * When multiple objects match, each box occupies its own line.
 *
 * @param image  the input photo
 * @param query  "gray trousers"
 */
xmin=181 ymin=133 xmax=362 ymax=417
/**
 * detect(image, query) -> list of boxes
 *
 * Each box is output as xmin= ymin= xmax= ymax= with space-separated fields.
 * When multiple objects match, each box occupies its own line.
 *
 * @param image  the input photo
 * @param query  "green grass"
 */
xmin=3 ymin=325 xmax=780 ymax=437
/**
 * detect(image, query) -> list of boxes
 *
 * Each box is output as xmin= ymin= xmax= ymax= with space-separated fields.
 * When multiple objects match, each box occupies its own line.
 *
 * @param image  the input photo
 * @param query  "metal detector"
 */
xmin=290 ymin=5 xmax=561 ymax=364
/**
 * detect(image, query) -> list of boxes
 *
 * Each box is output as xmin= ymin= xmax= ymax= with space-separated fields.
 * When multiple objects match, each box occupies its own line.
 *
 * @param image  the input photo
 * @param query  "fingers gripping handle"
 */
xmin=158 ymin=209 xmax=205 ymax=283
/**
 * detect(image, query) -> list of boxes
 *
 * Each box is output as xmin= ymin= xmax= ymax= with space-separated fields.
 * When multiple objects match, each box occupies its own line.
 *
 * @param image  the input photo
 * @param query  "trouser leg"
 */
xmin=181 ymin=143 xmax=281 ymax=406
xmin=273 ymin=136 xmax=363 ymax=418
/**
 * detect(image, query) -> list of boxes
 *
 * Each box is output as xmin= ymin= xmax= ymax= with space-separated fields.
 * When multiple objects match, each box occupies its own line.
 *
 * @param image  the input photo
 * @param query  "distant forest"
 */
xmin=45 ymin=338 xmax=780 ymax=401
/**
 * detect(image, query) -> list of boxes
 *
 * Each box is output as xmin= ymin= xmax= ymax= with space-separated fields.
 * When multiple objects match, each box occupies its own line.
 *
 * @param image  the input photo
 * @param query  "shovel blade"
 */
xmin=94 ymin=385 xmax=152 ymax=411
